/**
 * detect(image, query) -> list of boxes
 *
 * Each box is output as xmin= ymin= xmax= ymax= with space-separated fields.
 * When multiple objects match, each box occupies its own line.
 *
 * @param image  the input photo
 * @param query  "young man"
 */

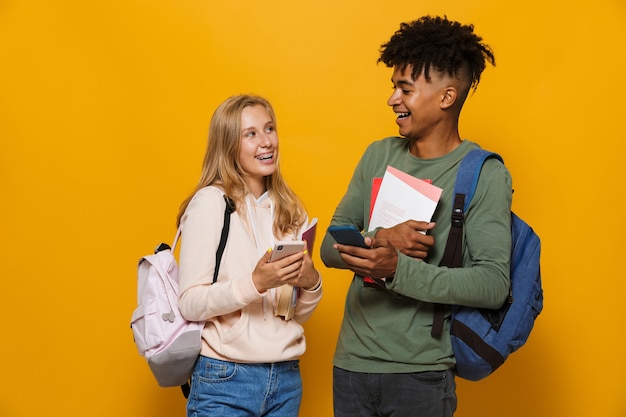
xmin=320 ymin=16 xmax=512 ymax=417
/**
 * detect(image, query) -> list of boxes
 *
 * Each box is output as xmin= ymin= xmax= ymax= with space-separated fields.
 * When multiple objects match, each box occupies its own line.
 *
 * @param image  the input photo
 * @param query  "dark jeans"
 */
xmin=333 ymin=366 xmax=457 ymax=417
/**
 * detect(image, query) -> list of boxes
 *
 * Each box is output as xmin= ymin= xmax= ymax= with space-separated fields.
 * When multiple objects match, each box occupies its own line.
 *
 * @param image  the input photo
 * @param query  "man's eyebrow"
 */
xmin=392 ymin=78 xmax=414 ymax=87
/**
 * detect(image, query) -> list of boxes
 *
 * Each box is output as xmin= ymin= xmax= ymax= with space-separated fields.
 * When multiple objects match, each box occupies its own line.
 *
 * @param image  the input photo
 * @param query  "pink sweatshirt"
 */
xmin=178 ymin=186 xmax=322 ymax=363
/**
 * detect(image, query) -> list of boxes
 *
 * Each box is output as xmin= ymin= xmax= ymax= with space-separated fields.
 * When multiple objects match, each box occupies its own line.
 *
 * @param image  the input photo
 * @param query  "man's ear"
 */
xmin=440 ymin=86 xmax=458 ymax=109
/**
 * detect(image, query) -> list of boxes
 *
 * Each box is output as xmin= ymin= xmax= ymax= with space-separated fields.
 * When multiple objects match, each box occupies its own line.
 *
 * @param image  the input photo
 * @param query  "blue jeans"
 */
xmin=333 ymin=366 xmax=457 ymax=417
xmin=187 ymin=356 xmax=302 ymax=417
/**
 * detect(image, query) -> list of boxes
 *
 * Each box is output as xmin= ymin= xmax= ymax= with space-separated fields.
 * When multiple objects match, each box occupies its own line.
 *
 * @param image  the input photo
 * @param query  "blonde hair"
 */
xmin=176 ymin=95 xmax=307 ymax=239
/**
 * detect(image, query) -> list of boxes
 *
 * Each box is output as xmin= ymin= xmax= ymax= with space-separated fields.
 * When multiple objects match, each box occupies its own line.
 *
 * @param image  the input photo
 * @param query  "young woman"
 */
xmin=177 ymin=95 xmax=322 ymax=417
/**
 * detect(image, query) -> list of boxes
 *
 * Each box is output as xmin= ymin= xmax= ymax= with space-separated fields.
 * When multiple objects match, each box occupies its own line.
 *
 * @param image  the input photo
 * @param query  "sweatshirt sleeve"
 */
xmin=320 ymin=149 xmax=370 ymax=269
xmin=292 ymin=217 xmax=323 ymax=323
xmin=293 ymin=273 xmax=322 ymax=324
xmin=177 ymin=187 xmax=262 ymax=322
xmin=387 ymin=160 xmax=512 ymax=309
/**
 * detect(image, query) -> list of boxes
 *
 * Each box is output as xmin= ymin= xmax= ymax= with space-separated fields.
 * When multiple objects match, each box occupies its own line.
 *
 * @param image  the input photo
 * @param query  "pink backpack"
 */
xmin=131 ymin=233 xmax=204 ymax=387
xmin=131 ymin=196 xmax=235 ymax=392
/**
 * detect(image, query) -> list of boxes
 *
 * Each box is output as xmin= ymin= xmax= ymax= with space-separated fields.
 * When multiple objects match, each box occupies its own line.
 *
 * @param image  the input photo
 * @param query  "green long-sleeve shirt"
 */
xmin=320 ymin=138 xmax=512 ymax=373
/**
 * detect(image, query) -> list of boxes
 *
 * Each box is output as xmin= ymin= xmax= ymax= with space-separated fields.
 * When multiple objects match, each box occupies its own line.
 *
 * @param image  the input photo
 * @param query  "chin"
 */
xmin=263 ymin=167 xmax=277 ymax=176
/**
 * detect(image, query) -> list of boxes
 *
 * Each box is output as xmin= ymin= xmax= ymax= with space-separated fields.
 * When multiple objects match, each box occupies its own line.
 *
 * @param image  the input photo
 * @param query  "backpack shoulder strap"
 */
xmin=432 ymin=149 xmax=503 ymax=338
xmin=213 ymin=194 xmax=235 ymax=283
xmin=439 ymin=149 xmax=502 ymax=269
xmin=453 ymin=149 xmax=503 ymax=211
xmin=163 ymin=194 xmax=235 ymax=284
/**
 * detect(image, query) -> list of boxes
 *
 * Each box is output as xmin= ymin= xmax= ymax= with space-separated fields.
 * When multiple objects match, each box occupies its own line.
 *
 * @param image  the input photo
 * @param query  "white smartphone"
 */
xmin=269 ymin=240 xmax=305 ymax=262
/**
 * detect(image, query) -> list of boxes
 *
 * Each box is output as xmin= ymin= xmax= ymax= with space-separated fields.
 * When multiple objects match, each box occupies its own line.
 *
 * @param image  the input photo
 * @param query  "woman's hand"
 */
xmin=290 ymin=242 xmax=321 ymax=290
xmin=251 ymin=246 xmax=305 ymax=293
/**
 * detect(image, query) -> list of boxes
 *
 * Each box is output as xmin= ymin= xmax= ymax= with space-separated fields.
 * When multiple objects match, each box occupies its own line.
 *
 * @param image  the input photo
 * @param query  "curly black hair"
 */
xmin=378 ymin=16 xmax=495 ymax=91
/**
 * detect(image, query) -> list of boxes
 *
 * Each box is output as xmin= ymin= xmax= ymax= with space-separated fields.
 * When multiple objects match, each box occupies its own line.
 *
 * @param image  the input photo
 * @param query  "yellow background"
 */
xmin=1 ymin=0 xmax=624 ymax=416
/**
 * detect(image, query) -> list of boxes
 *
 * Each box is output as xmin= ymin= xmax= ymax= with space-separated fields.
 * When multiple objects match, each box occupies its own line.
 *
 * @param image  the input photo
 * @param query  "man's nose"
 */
xmin=387 ymin=89 xmax=400 ymax=106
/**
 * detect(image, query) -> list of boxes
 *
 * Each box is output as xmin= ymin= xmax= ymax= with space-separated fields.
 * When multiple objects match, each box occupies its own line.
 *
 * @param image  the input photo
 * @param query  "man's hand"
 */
xmin=333 ymin=220 xmax=435 ymax=279
xmin=333 ymin=243 xmax=397 ymax=279
xmin=370 ymin=220 xmax=435 ymax=259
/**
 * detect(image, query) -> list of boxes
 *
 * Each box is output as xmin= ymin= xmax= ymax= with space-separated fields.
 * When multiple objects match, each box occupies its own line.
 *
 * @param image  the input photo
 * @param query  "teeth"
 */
xmin=396 ymin=112 xmax=410 ymax=118
xmin=257 ymin=153 xmax=273 ymax=160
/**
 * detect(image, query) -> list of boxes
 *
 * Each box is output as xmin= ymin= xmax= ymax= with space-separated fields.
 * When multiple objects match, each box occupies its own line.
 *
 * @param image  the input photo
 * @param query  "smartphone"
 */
xmin=328 ymin=225 xmax=369 ymax=248
xmin=269 ymin=240 xmax=305 ymax=262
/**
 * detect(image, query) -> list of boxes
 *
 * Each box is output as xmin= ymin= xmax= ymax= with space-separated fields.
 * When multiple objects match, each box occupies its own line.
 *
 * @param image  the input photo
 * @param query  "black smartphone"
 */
xmin=328 ymin=225 xmax=369 ymax=248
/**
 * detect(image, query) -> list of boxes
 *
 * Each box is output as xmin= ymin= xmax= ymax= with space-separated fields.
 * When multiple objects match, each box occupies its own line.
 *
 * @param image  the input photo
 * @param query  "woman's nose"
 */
xmin=260 ymin=133 xmax=272 ymax=147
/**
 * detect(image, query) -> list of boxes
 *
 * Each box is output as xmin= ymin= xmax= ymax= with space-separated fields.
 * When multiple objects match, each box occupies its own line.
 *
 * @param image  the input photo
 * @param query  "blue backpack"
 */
xmin=434 ymin=149 xmax=543 ymax=381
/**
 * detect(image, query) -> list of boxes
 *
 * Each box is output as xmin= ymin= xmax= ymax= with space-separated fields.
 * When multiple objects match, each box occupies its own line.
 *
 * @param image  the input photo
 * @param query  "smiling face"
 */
xmin=238 ymin=104 xmax=278 ymax=197
xmin=387 ymin=64 xmax=450 ymax=141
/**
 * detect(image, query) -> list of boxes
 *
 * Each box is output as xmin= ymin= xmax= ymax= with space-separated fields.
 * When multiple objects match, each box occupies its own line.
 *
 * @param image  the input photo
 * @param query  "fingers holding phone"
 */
xmin=252 ymin=241 xmax=305 ymax=292
xmin=327 ymin=225 xmax=397 ymax=278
